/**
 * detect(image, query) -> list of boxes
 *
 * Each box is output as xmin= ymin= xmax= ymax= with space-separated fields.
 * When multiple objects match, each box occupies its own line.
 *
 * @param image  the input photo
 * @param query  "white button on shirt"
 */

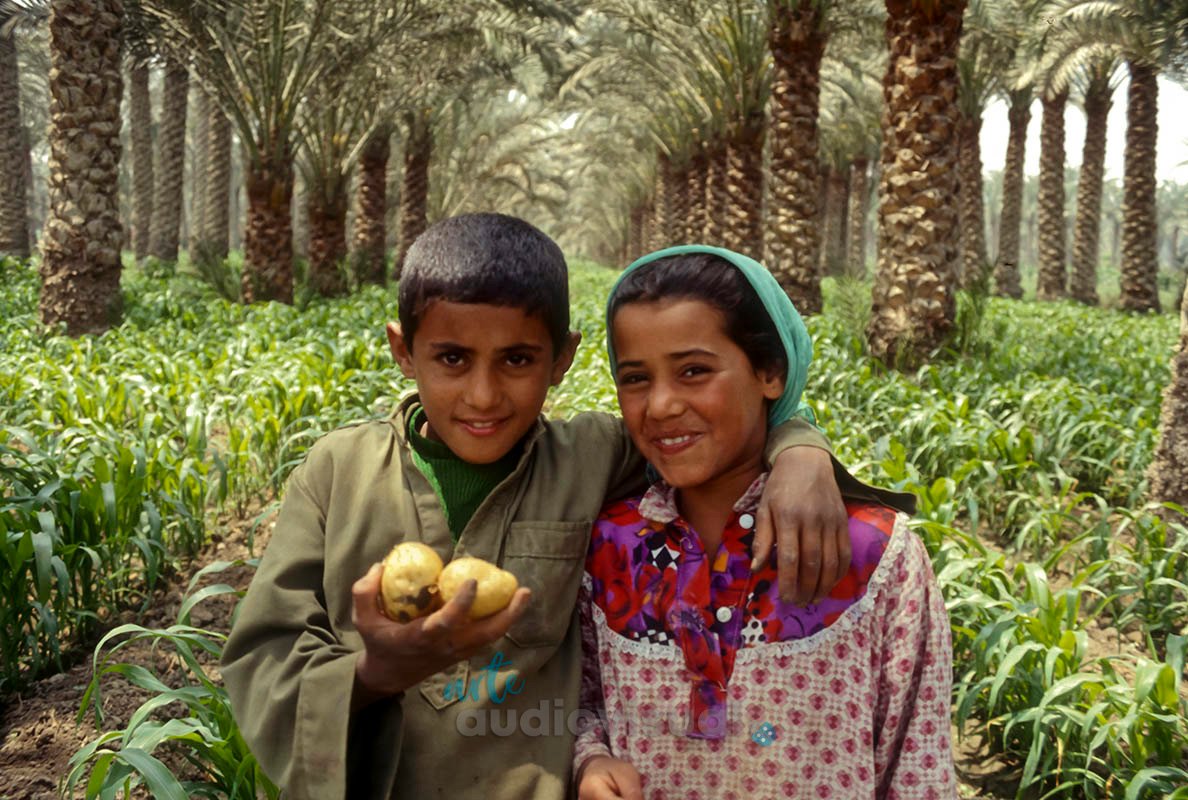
xmin=716 ymin=606 xmax=734 ymax=623
xmin=738 ymin=513 xmax=755 ymax=530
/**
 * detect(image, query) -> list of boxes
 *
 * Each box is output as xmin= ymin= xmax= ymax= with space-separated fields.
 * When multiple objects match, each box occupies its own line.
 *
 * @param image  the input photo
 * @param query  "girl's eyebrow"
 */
xmin=616 ymin=348 xmax=718 ymax=371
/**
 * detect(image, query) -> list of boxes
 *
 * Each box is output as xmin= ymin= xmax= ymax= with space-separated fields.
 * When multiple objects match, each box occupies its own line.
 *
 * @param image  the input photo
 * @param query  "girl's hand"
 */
xmin=755 ymin=445 xmax=850 ymax=605
xmin=349 ymin=563 xmax=532 ymax=707
xmin=577 ymin=756 xmax=644 ymax=800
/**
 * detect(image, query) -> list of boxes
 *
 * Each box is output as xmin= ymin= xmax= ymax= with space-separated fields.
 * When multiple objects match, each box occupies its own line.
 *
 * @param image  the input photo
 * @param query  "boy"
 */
xmin=222 ymin=214 xmax=868 ymax=799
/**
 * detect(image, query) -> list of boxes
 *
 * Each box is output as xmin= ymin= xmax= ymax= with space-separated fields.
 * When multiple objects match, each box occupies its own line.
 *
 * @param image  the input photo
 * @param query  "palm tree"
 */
xmin=1035 ymin=86 xmax=1068 ymax=300
xmin=199 ymin=91 xmax=231 ymax=261
xmin=147 ymin=55 xmax=187 ymax=263
xmin=1052 ymin=0 xmax=1184 ymax=312
xmin=351 ymin=123 xmax=392 ymax=285
xmin=127 ymin=60 xmax=153 ymax=260
xmin=143 ymin=0 xmax=402 ymax=303
xmin=954 ymin=1 xmax=1016 ymax=288
xmin=0 ymin=0 xmax=38 ymax=259
xmin=39 ymin=0 xmax=124 ymax=334
xmin=395 ymin=109 xmax=432 ymax=279
xmin=0 ymin=3 xmax=30 ymax=257
xmin=1149 ymin=286 xmax=1188 ymax=508
xmin=1069 ymin=57 xmax=1119 ymax=305
xmin=867 ymin=0 xmax=967 ymax=366
xmin=765 ymin=1 xmax=827 ymax=313
xmin=994 ymin=87 xmax=1030 ymax=298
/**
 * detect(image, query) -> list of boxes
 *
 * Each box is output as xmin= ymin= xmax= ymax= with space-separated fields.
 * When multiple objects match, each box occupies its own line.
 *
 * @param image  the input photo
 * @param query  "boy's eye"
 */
xmin=438 ymin=352 xmax=465 ymax=367
xmin=506 ymin=353 xmax=534 ymax=367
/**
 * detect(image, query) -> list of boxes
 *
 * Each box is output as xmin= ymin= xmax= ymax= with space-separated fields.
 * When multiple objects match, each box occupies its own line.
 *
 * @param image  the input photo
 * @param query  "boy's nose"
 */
xmin=463 ymin=367 xmax=501 ymax=410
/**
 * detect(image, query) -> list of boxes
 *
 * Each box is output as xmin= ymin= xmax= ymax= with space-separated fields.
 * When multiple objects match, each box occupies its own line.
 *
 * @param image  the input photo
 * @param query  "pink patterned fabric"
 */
xmin=575 ymin=493 xmax=956 ymax=799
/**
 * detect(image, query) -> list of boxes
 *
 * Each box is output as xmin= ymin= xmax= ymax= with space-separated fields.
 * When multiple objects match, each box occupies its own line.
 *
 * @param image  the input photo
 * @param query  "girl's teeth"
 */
xmin=660 ymin=435 xmax=693 ymax=446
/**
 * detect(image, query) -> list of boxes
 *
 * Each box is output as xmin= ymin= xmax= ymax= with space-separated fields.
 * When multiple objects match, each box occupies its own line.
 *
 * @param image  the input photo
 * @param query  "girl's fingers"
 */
xmin=750 ymin=503 xmax=774 ymax=573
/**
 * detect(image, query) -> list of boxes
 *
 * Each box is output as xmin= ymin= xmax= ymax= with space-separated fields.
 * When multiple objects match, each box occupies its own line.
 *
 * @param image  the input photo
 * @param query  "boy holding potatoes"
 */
xmin=221 ymin=213 xmax=896 ymax=800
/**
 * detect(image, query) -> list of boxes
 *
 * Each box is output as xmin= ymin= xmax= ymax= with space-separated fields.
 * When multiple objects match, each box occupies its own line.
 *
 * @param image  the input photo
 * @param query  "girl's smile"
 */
xmin=611 ymin=298 xmax=785 ymax=518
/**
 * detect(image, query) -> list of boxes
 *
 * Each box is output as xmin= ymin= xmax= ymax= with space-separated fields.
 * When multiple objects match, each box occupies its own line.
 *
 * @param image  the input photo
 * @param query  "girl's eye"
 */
xmin=618 ymin=372 xmax=647 ymax=386
xmin=680 ymin=365 xmax=710 ymax=378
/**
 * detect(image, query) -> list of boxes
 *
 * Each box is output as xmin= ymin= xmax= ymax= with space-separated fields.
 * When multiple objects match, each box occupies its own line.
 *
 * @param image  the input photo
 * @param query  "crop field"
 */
xmin=1 ymin=255 xmax=1186 ymax=798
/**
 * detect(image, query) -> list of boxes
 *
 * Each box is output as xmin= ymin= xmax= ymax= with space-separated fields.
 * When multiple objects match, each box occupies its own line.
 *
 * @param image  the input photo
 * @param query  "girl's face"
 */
xmin=612 ymin=298 xmax=785 ymax=496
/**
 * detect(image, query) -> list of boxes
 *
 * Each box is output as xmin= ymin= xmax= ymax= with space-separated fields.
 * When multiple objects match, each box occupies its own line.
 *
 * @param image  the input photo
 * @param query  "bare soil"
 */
xmin=0 ymin=502 xmax=276 ymax=800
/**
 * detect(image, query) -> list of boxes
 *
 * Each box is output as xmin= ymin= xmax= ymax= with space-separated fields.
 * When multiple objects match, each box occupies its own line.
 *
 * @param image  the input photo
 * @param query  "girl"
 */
xmin=574 ymin=246 xmax=955 ymax=799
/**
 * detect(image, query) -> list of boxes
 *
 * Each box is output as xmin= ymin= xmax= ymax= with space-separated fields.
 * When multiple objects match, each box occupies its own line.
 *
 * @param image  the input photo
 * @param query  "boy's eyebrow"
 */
xmin=426 ymin=341 xmax=547 ymax=354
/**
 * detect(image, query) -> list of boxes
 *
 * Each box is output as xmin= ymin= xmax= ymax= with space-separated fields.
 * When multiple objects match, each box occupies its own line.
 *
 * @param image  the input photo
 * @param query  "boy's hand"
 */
xmin=577 ymin=756 xmax=644 ymax=800
xmin=754 ymin=446 xmax=849 ymax=606
xmin=350 ymin=563 xmax=532 ymax=702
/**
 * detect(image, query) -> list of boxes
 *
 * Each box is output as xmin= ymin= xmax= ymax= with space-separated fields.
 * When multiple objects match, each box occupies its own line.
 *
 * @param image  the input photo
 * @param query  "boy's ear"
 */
xmin=549 ymin=331 xmax=582 ymax=386
xmin=386 ymin=322 xmax=416 ymax=378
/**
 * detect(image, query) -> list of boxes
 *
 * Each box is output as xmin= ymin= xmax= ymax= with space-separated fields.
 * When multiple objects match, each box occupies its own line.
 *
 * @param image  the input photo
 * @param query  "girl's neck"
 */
xmin=675 ymin=458 xmax=765 ymax=556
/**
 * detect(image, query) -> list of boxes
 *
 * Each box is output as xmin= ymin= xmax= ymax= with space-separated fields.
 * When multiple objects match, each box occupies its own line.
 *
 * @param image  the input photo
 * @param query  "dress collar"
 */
xmin=637 ymin=472 xmax=769 ymax=525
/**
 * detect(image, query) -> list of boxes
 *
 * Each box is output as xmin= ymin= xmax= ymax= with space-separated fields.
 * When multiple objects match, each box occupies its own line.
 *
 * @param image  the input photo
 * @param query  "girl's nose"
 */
xmin=646 ymin=380 xmax=684 ymax=419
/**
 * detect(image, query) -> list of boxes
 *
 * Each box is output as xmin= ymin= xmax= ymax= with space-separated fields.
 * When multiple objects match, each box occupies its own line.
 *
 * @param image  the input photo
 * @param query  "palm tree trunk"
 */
xmin=668 ymin=156 xmax=691 ymax=246
xmin=128 ymin=62 xmax=153 ymax=261
xmin=765 ymin=3 xmax=825 ymax=314
xmin=1148 ymin=284 xmax=1188 ymax=508
xmin=994 ymin=97 xmax=1029 ymax=298
xmin=652 ymin=152 xmax=672 ymax=249
xmin=352 ymin=125 xmax=391 ymax=285
xmin=628 ymin=202 xmax=645 ymax=262
xmin=1070 ymin=77 xmax=1111 ymax=306
xmin=395 ymin=117 xmax=431 ymax=280
xmin=149 ymin=59 xmax=188 ymax=263
xmin=703 ymin=137 xmax=729 ymax=247
xmin=686 ymin=146 xmax=708 ymax=243
xmin=721 ymin=115 xmax=765 ymax=259
xmin=189 ymin=86 xmax=209 ymax=256
xmin=846 ymin=156 xmax=870 ymax=278
xmin=1036 ymin=89 xmax=1068 ymax=300
xmin=39 ymin=0 xmax=124 ymax=334
xmin=242 ymin=151 xmax=294 ymax=304
xmin=820 ymin=164 xmax=847 ymax=276
xmin=867 ymin=0 xmax=965 ymax=366
xmin=957 ymin=111 xmax=988 ymax=287
xmin=202 ymin=99 xmax=231 ymax=260
xmin=1119 ymin=61 xmax=1160 ymax=313
xmin=307 ymin=188 xmax=348 ymax=297
xmin=0 ymin=32 xmax=30 ymax=259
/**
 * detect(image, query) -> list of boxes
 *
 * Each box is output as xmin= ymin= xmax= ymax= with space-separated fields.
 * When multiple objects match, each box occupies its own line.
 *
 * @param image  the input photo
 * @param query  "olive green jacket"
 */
xmin=221 ymin=394 xmax=906 ymax=800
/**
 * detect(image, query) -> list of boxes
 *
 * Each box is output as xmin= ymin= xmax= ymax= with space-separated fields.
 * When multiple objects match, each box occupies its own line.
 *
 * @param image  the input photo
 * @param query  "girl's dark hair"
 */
xmin=608 ymin=253 xmax=787 ymax=380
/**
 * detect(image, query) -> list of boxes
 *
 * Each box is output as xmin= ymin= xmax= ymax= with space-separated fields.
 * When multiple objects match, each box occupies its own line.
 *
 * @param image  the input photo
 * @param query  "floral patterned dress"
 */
xmin=574 ymin=475 xmax=956 ymax=799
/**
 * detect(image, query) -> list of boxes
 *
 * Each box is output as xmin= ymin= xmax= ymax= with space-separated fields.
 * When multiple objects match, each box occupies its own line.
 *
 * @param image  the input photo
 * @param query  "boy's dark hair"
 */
xmin=398 ymin=213 xmax=570 ymax=352
xmin=608 ymin=253 xmax=787 ymax=380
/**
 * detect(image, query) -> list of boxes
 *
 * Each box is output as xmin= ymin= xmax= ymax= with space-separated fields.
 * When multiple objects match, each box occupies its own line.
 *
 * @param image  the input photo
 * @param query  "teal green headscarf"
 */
xmin=605 ymin=244 xmax=816 ymax=427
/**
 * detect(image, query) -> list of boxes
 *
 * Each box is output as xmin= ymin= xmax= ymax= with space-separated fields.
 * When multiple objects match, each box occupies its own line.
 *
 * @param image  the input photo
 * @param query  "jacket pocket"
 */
xmin=502 ymin=520 xmax=591 ymax=649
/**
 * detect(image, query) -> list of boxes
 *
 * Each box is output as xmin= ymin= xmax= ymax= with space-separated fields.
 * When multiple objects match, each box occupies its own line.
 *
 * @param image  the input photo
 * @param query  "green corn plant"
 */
xmin=63 ymin=561 xmax=279 ymax=800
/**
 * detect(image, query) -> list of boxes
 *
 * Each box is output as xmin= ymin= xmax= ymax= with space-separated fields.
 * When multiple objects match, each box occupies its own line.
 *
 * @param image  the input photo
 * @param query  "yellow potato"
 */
xmin=379 ymin=542 xmax=443 ymax=622
xmin=438 ymin=557 xmax=518 ymax=619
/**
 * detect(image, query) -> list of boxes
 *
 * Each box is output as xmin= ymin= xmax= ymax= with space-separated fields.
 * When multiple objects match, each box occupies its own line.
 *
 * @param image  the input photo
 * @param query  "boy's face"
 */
xmin=388 ymin=302 xmax=580 ymax=464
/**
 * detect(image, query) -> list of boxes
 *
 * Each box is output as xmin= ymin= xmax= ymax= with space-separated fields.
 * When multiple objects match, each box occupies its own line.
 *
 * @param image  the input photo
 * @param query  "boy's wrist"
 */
xmin=353 ymin=651 xmax=409 ymax=709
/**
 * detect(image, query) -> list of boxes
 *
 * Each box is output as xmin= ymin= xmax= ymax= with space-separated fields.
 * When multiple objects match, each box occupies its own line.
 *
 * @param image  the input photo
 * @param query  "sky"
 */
xmin=981 ymin=76 xmax=1188 ymax=183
